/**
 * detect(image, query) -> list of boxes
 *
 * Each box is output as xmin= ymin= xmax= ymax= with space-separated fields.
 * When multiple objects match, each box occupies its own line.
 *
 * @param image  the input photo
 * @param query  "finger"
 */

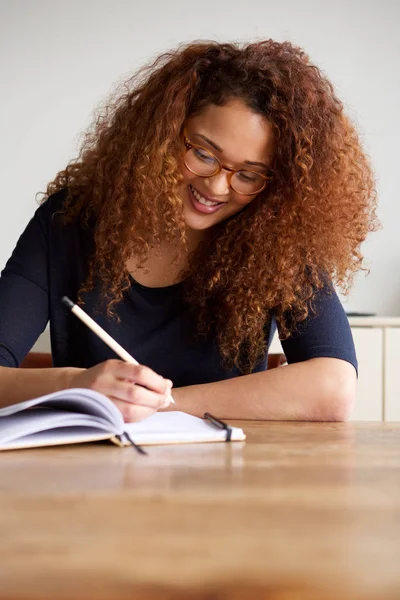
xmin=104 ymin=360 xmax=172 ymax=394
xmin=110 ymin=397 xmax=158 ymax=423
xmin=104 ymin=378 xmax=170 ymax=409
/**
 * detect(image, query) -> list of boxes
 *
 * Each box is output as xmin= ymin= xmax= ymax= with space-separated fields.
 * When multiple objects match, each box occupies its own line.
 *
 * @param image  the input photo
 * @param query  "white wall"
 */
xmin=1 ymin=0 xmax=399 ymax=316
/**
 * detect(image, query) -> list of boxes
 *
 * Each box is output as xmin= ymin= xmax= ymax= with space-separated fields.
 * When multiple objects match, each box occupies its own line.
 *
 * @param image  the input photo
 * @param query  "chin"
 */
xmin=182 ymin=209 xmax=219 ymax=231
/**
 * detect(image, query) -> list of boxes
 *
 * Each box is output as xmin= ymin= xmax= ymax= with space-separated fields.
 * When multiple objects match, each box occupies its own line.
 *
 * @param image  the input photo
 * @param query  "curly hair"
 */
xmin=40 ymin=39 xmax=379 ymax=374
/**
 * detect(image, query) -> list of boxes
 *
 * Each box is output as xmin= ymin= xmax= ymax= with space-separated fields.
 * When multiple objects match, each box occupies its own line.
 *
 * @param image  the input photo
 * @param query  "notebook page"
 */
xmin=1 ymin=427 xmax=114 ymax=450
xmin=0 ymin=409 xmax=115 ymax=446
xmin=124 ymin=411 xmax=246 ymax=445
xmin=0 ymin=388 xmax=123 ymax=431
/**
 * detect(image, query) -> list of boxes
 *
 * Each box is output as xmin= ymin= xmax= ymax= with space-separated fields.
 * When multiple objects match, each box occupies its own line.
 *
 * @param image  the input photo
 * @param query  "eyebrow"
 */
xmin=192 ymin=132 xmax=270 ymax=170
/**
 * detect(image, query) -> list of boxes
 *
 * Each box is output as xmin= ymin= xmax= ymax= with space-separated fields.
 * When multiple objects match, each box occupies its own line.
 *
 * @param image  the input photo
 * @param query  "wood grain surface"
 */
xmin=0 ymin=421 xmax=399 ymax=600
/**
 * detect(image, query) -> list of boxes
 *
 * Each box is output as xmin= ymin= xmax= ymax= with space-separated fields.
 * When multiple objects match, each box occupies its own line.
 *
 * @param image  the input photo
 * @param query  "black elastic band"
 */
xmin=203 ymin=412 xmax=232 ymax=442
xmin=120 ymin=431 xmax=148 ymax=455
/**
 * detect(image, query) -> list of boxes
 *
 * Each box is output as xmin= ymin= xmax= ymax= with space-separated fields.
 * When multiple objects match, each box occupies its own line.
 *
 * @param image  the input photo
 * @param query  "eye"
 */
xmin=238 ymin=171 xmax=260 ymax=182
xmin=194 ymin=148 xmax=215 ymax=163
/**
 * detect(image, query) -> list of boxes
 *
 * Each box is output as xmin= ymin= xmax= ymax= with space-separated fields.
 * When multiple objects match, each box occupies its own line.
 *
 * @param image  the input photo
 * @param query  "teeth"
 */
xmin=191 ymin=186 xmax=220 ymax=207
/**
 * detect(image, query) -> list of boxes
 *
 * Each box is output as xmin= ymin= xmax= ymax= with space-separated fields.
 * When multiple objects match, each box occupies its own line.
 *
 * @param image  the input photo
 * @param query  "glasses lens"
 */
xmin=185 ymin=147 xmax=219 ymax=176
xmin=185 ymin=147 xmax=266 ymax=194
xmin=231 ymin=171 xmax=266 ymax=195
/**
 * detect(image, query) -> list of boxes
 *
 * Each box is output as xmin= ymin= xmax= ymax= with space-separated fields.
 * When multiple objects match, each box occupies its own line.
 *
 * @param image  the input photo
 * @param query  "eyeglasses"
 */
xmin=182 ymin=127 xmax=273 ymax=195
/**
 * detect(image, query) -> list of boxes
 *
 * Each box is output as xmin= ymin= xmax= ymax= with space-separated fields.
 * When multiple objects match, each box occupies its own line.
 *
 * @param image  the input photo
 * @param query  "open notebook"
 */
xmin=0 ymin=388 xmax=246 ymax=451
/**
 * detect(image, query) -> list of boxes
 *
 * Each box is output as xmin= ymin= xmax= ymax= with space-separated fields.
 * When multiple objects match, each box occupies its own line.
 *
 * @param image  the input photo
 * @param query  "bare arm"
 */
xmin=0 ymin=366 xmax=82 ymax=408
xmin=162 ymin=357 xmax=357 ymax=422
xmin=0 ymin=361 xmax=173 ymax=421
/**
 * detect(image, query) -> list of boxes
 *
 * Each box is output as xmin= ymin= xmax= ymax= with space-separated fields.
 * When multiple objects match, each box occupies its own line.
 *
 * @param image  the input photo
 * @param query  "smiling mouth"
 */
xmin=189 ymin=185 xmax=225 ymax=206
xmin=187 ymin=185 xmax=227 ymax=214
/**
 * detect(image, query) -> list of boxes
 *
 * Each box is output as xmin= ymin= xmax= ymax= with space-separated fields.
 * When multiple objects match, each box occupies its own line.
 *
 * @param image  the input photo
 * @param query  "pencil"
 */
xmin=61 ymin=296 xmax=175 ymax=403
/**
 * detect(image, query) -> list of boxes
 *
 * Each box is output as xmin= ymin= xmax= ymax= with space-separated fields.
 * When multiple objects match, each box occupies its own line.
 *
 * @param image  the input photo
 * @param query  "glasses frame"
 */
xmin=182 ymin=126 xmax=273 ymax=196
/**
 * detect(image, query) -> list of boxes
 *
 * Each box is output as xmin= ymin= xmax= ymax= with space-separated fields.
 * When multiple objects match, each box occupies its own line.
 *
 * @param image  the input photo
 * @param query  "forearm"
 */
xmin=0 ymin=366 xmax=82 ymax=408
xmin=166 ymin=358 xmax=356 ymax=422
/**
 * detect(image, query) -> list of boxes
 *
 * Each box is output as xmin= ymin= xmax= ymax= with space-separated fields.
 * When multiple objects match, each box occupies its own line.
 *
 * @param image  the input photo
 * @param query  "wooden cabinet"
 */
xmin=349 ymin=328 xmax=383 ymax=421
xmin=349 ymin=318 xmax=400 ymax=422
xmin=385 ymin=327 xmax=400 ymax=421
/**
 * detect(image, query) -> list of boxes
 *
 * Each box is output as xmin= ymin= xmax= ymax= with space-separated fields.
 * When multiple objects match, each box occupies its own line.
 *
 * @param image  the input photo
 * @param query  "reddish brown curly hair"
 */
xmin=41 ymin=39 xmax=379 ymax=374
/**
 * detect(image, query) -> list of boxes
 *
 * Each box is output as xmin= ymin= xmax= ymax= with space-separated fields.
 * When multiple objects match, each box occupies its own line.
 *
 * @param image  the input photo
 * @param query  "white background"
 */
xmin=1 ymin=0 xmax=399 ymax=316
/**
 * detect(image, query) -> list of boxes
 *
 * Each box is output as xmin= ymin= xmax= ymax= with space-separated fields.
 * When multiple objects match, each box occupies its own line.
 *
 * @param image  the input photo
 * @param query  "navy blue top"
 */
xmin=0 ymin=189 xmax=357 ymax=385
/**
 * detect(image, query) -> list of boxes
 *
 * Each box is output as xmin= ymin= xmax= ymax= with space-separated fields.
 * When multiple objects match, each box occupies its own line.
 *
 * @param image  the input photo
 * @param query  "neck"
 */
xmin=156 ymin=223 xmax=211 ymax=256
xmin=185 ymin=226 xmax=210 ymax=252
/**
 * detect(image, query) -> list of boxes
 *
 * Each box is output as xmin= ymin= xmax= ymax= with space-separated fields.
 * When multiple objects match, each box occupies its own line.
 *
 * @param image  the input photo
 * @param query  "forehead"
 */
xmin=186 ymin=99 xmax=275 ymax=162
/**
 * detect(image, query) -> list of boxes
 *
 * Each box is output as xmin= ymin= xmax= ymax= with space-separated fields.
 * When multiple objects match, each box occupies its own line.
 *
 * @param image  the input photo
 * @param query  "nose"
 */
xmin=204 ymin=168 xmax=231 ymax=195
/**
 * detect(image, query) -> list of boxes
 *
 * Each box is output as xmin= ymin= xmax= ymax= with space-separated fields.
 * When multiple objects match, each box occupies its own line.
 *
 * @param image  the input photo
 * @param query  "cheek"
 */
xmin=180 ymin=166 xmax=199 ymax=187
xmin=178 ymin=156 xmax=193 ymax=180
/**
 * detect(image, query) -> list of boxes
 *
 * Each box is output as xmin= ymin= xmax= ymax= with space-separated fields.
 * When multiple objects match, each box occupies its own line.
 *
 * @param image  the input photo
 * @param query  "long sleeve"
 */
xmin=0 ymin=201 xmax=50 ymax=367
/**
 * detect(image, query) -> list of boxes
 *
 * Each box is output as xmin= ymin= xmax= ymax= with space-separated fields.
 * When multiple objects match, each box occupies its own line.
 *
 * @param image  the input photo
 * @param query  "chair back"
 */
xmin=20 ymin=352 xmax=287 ymax=370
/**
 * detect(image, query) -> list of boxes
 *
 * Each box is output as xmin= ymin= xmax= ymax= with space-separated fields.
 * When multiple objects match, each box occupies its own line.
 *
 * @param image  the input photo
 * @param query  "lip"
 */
xmin=188 ymin=185 xmax=226 ymax=215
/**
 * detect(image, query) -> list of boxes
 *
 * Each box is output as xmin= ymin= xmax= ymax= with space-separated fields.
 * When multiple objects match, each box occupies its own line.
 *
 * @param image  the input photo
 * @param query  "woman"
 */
xmin=0 ymin=39 xmax=379 ymax=421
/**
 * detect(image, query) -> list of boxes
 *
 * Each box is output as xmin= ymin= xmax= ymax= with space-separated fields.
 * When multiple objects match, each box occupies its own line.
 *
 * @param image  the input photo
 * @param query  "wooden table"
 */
xmin=1 ymin=421 xmax=400 ymax=600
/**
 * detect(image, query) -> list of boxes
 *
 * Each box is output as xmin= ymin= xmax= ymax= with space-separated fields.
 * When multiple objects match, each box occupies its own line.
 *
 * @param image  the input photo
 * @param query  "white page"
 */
xmin=1 ymin=426 xmax=114 ymax=450
xmin=124 ymin=411 xmax=246 ymax=445
xmin=0 ymin=408 xmax=115 ymax=445
xmin=0 ymin=388 xmax=123 ymax=429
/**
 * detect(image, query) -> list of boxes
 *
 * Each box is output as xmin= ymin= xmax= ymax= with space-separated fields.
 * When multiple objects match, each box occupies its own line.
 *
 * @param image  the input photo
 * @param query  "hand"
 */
xmin=68 ymin=359 xmax=173 ymax=422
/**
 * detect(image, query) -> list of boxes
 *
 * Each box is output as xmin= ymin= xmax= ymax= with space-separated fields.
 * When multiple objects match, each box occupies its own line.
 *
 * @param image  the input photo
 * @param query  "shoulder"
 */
xmin=34 ymin=188 xmax=87 ymax=235
xmin=37 ymin=188 xmax=69 ymax=220
xmin=28 ymin=188 xmax=88 ymax=254
xmin=28 ymin=188 xmax=69 ymax=231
